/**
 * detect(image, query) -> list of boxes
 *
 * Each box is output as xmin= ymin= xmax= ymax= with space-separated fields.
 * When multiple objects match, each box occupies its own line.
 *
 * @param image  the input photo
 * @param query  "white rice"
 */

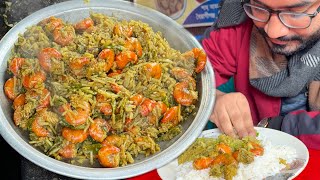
xmin=176 ymin=137 xmax=297 ymax=180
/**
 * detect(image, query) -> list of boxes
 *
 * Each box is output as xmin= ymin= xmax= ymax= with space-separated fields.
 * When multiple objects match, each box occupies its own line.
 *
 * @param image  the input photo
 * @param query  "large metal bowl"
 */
xmin=0 ymin=0 xmax=215 ymax=179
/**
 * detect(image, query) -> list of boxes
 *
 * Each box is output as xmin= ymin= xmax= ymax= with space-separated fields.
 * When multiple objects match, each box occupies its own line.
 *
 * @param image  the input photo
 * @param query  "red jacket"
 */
xmin=202 ymin=20 xmax=320 ymax=150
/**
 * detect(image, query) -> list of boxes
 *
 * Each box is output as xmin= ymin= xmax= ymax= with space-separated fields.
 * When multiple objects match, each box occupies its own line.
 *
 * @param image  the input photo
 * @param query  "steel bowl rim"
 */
xmin=0 ymin=0 xmax=216 ymax=179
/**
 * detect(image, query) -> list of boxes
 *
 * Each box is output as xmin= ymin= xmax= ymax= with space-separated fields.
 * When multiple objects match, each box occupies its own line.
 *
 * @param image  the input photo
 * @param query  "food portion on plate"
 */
xmin=3 ymin=12 xmax=207 ymax=168
xmin=176 ymin=133 xmax=298 ymax=180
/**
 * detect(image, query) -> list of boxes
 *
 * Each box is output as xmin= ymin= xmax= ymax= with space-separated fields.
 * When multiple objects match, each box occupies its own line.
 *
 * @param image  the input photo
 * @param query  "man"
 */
xmin=202 ymin=0 xmax=320 ymax=150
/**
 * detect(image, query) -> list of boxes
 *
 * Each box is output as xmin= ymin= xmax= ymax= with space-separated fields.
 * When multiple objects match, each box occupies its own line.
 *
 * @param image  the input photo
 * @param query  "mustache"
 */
xmin=257 ymin=27 xmax=303 ymax=42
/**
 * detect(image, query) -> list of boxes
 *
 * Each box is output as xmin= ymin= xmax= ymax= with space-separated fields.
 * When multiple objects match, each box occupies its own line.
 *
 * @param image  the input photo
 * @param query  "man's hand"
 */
xmin=210 ymin=90 xmax=256 ymax=138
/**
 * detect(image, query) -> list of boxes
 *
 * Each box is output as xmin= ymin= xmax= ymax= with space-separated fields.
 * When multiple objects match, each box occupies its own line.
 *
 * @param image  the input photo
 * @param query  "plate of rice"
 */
xmin=157 ymin=127 xmax=309 ymax=180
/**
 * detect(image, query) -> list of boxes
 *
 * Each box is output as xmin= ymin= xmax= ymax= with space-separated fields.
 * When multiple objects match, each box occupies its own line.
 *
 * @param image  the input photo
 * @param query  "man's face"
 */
xmin=250 ymin=0 xmax=320 ymax=56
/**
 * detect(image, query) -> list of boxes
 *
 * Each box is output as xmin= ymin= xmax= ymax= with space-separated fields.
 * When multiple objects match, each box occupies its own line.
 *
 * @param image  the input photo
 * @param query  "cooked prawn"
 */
xmin=31 ymin=109 xmax=59 ymax=137
xmin=102 ymin=135 xmax=122 ymax=147
xmin=13 ymin=93 xmax=25 ymax=109
xmin=40 ymin=16 xmax=63 ymax=32
xmin=38 ymin=48 xmax=62 ymax=72
xmin=249 ymin=142 xmax=264 ymax=156
xmin=31 ymin=113 xmax=49 ymax=137
xmin=140 ymin=98 xmax=157 ymax=117
xmin=36 ymin=88 xmax=51 ymax=111
xmin=69 ymin=57 xmax=90 ymax=70
xmin=98 ymin=144 xmax=120 ymax=168
xmin=98 ymin=102 xmax=113 ymax=116
xmin=113 ymin=24 xmax=133 ymax=37
xmin=107 ymin=71 xmax=121 ymax=78
xmin=53 ymin=25 xmax=75 ymax=46
xmin=170 ymin=67 xmax=192 ymax=81
xmin=98 ymin=49 xmax=115 ymax=72
xmin=145 ymin=63 xmax=162 ymax=79
xmin=130 ymin=94 xmax=144 ymax=106
xmin=74 ymin=18 xmax=94 ymax=32
xmin=61 ymin=127 xmax=88 ymax=143
xmin=4 ymin=77 xmax=17 ymax=100
xmin=110 ymin=84 xmax=121 ymax=94
xmin=183 ymin=48 xmax=207 ymax=73
xmin=193 ymin=157 xmax=215 ymax=170
xmin=58 ymin=143 xmax=77 ymax=159
xmin=61 ymin=101 xmax=90 ymax=126
xmin=160 ymin=106 xmax=180 ymax=126
xmin=115 ymin=51 xmax=138 ymax=69
xmin=89 ymin=118 xmax=110 ymax=142
xmin=22 ymin=71 xmax=46 ymax=89
xmin=217 ymin=143 xmax=232 ymax=154
xmin=125 ymin=37 xmax=142 ymax=57
xmin=173 ymin=81 xmax=197 ymax=106
xmin=9 ymin=57 xmax=25 ymax=76
xmin=158 ymin=101 xmax=167 ymax=114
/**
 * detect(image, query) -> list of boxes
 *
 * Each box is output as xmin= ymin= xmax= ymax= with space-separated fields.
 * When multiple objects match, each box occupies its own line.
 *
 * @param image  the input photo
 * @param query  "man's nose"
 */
xmin=264 ymin=14 xmax=289 ymax=39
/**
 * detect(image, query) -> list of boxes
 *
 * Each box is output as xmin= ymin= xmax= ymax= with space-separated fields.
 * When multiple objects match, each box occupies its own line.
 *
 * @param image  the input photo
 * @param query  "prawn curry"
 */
xmin=3 ymin=13 xmax=207 ymax=168
xmin=178 ymin=135 xmax=264 ymax=180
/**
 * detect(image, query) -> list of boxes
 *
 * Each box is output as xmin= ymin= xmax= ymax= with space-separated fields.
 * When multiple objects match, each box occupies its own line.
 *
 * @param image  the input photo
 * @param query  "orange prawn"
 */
xmin=102 ymin=135 xmax=122 ymax=147
xmin=173 ymin=81 xmax=197 ymax=106
xmin=40 ymin=16 xmax=63 ymax=32
xmin=31 ymin=113 xmax=49 ymax=137
xmin=115 ymin=51 xmax=138 ymax=69
xmin=98 ymin=144 xmax=120 ymax=168
xmin=130 ymin=94 xmax=144 ymax=106
xmin=53 ymin=25 xmax=75 ymax=46
xmin=31 ymin=110 xmax=58 ymax=137
xmin=193 ymin=157 xmax=215 ymax=170
xmin=61 ymin=127 xmax=88 ymax=143
xmin=183 ymin=48 xmax=207 ymax=73
xmin=26 ymin=89 xmax=50 ymax=109
xmin=124 ymin=37 xmax=142 ymax=57
xmin=58 ymin=143 xmax=77 ymax=159
xmin=158 ymin=101 xmax=168 ymax=114
xmin=98 ymin=102 xmax=113 ymax=116
xmin=4 ymin=77 xmax=17 ymax=100
xmin=38 ymin=48 xmax=62 ymax=72
xmin=113 ymin=24 xmax=133 ymax=37
xmin=217 ymin=143 xmax=232 ymax=154
xmin=170 ymin=67 xmax=192 ymax=81
xmin=249 ymin=142 xmax=264 ymax=156
xmin=98 ymin=49 xmax=115 ymax=72
xmin=89 ymin=118 xmax=110 ymax=142
xmin=13 ymin=94 xmax=25 ymax=109
xmin=22 ymin=71 xmax=46 ymax=89
xmin=9 ymin=57 xmax=25 ymax=76
xmin=140 ymin=98 xmax=157 ymax=117
xmin=74 ymin=18 xmax=94 ymax=32
xmin=160 ymin=106 xmax=180 ymax=126
xmin=61 ymin=101 xmax=90 ymax=126
xmin=69 ymin=57 xmax=90 ymax=70
xmin=145 ymin=63 xmax=162 ymax=79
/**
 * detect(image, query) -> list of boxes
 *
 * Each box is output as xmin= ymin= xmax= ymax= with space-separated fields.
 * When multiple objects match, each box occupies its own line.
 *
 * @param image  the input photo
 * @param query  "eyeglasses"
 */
xmin=243 ymin=3 xmax=320 ymax=29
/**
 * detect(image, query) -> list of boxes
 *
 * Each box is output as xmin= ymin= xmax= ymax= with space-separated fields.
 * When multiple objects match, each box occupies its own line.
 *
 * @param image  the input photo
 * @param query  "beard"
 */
xmin=257 ymin=27 xmax=320 ymax=56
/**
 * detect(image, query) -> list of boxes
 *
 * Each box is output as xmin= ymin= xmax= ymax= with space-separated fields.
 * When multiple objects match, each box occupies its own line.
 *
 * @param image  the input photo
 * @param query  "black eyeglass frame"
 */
xmin=242 ymin=2 xmax=320 ymax=29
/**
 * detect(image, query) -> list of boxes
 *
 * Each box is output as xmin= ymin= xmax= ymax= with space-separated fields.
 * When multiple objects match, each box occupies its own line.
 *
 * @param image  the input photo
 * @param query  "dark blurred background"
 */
xmin=0 ymin=0 xmax=210 ymax=179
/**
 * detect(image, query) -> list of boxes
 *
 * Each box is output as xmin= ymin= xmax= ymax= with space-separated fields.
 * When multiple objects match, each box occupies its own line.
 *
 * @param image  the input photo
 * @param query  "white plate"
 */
xmin=157 ymin=127 xmax=309 ymax=180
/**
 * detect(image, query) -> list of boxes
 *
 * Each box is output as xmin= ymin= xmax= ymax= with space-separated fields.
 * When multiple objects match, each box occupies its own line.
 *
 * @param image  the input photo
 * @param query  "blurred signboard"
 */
xmin=134 ymin=0 xmax=221 ymax=27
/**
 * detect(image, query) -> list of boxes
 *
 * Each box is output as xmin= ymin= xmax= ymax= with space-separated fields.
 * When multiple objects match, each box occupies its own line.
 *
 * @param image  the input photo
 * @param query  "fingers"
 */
xmin=210 ymin=92 xmax=255 ymax=138
xmin=236 ymin=96 xmax=256 ymax=137
xmin=225 ymin=104 xmax=248 ymax=137
xmin=215 ymin=105 xmax=237 ymax=137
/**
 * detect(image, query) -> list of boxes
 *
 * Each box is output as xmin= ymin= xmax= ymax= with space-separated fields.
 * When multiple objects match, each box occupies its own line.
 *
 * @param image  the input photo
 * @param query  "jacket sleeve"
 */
xmin=202 ymin=28 xmax=237 ymax=86
xmin=201 ymin=21 xmax=251 ymax=87
xmin=267 ymin=110 xmax=320 ymax=150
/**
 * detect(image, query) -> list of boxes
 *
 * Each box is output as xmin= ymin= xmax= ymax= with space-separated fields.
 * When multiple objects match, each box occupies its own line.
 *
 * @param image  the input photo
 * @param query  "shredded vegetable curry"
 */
xmin=3 ymin=13 xmax=207 ymax=167
xmin=178 ymin=135 xmax=265 ymax=180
